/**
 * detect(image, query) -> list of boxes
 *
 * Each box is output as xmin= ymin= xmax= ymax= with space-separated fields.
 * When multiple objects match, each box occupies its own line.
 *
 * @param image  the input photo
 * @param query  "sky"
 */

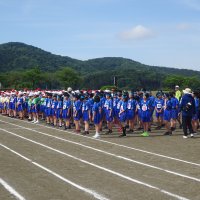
xmin=0 ymin=0 xmax=200 ymax=71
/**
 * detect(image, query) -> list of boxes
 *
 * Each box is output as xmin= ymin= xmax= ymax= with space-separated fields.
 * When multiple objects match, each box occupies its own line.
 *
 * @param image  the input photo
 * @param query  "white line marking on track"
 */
xmin=0 ymin=178 xmax=26 ymax=200
xmin=0 ymin=144 xmax=109 ymax=200
xmin=1 ymin=116 xmax=199 ymax=167
xmin=0 ymin=129 xmax=190 ymax=200
xmin=1 ymin=123 xmax=200 ymax=183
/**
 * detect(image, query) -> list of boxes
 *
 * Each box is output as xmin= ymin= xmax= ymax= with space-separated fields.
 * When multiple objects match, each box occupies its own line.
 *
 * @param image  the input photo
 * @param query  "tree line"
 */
xmin=0 ymin=66 xmax=199 ymax=91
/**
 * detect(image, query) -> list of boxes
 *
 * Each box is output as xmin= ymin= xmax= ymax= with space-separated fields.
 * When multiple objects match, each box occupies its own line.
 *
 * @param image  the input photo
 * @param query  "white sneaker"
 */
xmin=31 ymin=120 xmax=36 ymax=123
xmin=93 ymin=133 xmax=100 ymax=139
xmin=34 ymin=120 xmax=39 ymax=124
xmin=183 ymin=135 xmax=188 ymax=139
xmin=190 ymin=133 xmax=194 ymax=138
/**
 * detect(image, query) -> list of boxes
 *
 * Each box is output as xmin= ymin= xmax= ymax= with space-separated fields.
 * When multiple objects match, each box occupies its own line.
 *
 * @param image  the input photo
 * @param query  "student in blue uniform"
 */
xmin=104 ymin=93 xmax=113 ymax=134
xmin=56 ymin=95 xmax=63 ymax=127
xmin=170 ymin=92 xmax=179 ymax=131
xmin=46 ymin=93 xmax=53 ymax=124
xmin=88 ymin=93 xmax=94 ymax=125
xmin=154 ymin=92 xmax=164 ymax=129
xmin=10 ymin=93 xmax=17 ymax=118
xmin=17 ymin=92 xmax=24 ymax=119
xmin=73 ymin=94 xmax=82 ymax=133
xmin=127 ymin=92 xmax=137 ymax=133
xmin=82 ymin=95 xmax=91 ymax=135
xmin=192 ymin=91 xmax=199 ymax=134
xmin=119 ymin=94 xmax=128 ymax=137
xmin=52 ymin=94 xmax=58 ymax=126
xmin=163 ymin=93 xmax=173 ymax=135
xmin=62 ymin=92 xmax=71 ymax=130
xmin=139 ymin=93 xmax=151 ymax=136
xmin=92 ymin=95 xmax=102 ymax=139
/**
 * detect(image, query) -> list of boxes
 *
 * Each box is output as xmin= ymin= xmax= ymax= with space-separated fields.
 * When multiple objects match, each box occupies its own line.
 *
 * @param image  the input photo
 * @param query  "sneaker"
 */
xmin=105 ymin=130 xmax=112 ymax=135
xmin=31 ymin=120 xmax=36 ymax=123
xmin=34 ymin=120 xmax=39 ymax=124
xmin=141 ymin=132 xmax=149 ymax=137
xmin=163 ymin=132 xmax=172 ymax=135
xmin=93 ymin=134 xmax=100 ymax=139
xmin=183 ymin=135 xmax=188 ymax=139
xmin=190 ymin=133 xmax=194 ymax=138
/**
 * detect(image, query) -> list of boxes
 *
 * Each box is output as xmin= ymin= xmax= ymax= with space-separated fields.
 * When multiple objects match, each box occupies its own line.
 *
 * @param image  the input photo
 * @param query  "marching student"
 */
xmin=62 ymin=92 xmax=71 ymax=129
xmin=31 ymin=92 xmax=40 ymax=123
xmin=52 ymin=94 xmax=58 ymax=126
xmin=46 ymin=93 xmax=53 ymax=124
xmin=139 ymin=93 xmax=151 ymax=137
xmin=17 ymin=92 xmax=24 ymax=119
xmin=73 ymin=94 xmax=82 ymax=133
xmin=170 ymin=92 xmax=179 ymax=131
xmin=119 ymin=94 xmax=128 ymax=137
xmin=163 ymin=93 xmax=173 ymax=136
xmin=27 ymin=93 xmax=33 ymax=121
xmin=82 ymin=95 xmax=90 ymax=135
xmin=127 ymin=92 xmax=137 ymax=133
xmin=92 ymin=95 xmax=102 ymax=139
xmin=56 ymin=95 xmax=63 ymax=127
xmin=192 ymin=91 xmax=199 ymax=134
xmin=104 ymin=93 xmax=113 ymax=134
xmin=154 ymin=92 xmax=164 ymax=129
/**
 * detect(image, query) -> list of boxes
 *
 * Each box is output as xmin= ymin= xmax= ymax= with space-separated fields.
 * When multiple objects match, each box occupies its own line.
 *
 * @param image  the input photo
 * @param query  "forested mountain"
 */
xmin=0 ymin=42 xmax=199 ymax=90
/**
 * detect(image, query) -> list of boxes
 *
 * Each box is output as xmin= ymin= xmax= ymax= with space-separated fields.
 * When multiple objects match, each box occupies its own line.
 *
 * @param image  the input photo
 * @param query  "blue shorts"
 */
xmin=46 ymin=108 xmax=52 ymax=117
xmin=119 ymin=112 xmax=127 ymax=122
xmin=156 ymin=112 xmax=163 ymax=118
xmin=171 ymin=109 xmax=178 ymax=119
xmin=140 ymin=111 xmax=151 ymax=122
xmin=62 ymin=109 xmax=70 ymax=119
xmin=127 ymin=110 xmax=135 ymax=120
xmin=56 ymin=109 xmax=62 ymax=119
xmin=94 ymin=114 xmax=101 ymax=125
xmin=105 ymin=110 xmax=113 ymax=122
xmin=83 ymin=111 xmax=89 ymax=122
xmin=164 ymin=110 xmax=172 ymax=122
xmin=17 ymin=105 xmax=23 ymax=112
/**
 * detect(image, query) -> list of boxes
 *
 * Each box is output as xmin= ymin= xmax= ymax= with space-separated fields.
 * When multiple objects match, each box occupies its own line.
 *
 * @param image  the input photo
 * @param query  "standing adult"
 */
xmin=175 ymin=85 xmax=182 ymax=101
xmin=178 ymin=88 xmax=195 ymax=138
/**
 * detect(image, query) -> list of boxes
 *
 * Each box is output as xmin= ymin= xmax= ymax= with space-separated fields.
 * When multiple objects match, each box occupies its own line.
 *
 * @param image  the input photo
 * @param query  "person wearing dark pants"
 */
xmin=178 ymin=88 xmax=195 ymax=139
xmin=182 ymin=116 xmax=193 ymax=137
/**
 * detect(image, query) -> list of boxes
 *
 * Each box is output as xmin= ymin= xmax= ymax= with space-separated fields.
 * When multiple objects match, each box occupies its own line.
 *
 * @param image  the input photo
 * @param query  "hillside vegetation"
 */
xmin=0 ymin=42 xmax=199 ymax=90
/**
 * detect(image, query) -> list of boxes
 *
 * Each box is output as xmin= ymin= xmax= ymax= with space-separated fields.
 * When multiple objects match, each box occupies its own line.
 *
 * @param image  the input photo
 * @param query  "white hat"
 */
xmin=67 ymin=87 xmax=72 ymax=92
xmin=175 ymin=85 xmax=179 ymax=88
xmin=28 ymin=92 xmax=34 ymax=97
xmin=183 ymin=88 xmax=192 ymax=94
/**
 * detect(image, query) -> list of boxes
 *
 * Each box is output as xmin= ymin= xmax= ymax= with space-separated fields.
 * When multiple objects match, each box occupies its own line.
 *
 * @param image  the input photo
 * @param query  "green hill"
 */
xmin=0 ymin=42 xmax=199 ymax=90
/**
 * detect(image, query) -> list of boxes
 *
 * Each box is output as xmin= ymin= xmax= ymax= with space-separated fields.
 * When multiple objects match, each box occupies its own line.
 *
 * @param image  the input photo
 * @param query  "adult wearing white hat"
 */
xmin=178 ymin=88 xmax=196 ymax=138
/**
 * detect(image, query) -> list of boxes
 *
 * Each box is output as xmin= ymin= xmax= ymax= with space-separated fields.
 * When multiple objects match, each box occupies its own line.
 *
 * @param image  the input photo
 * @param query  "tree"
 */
xmin=23 ymin=67 xmax=43 ymax=89
xmin=56 ymin=67 xmax=81 ymax=89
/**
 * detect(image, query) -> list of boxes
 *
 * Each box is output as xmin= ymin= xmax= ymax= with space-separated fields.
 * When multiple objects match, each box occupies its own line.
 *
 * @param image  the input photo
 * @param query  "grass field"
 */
xmin=0 ymin=115 xmax=200 ymax=200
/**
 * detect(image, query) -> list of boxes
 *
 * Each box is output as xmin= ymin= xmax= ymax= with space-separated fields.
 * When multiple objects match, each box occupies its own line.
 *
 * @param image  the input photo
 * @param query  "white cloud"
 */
xmin=177 ymin=23 xmax=191 ymax=30
xmin=119 ymin=25 xmax=154 ymax=41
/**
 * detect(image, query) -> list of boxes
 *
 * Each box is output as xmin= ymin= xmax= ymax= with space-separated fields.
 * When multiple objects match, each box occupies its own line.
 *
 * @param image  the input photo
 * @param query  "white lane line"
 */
xmin=0 ymin=124 xmax=199 ymax=183
xmin=0 ymin=129 xmax=190 ymax=200
xmin=0 ymin=178 xmax=26 ymax=200
xmin=1 ymin=117 xmax=199 ymax=167
xmin=0 ymin=116 xmax=200 ymax=167
xmin=0 ymin=144 xmax=109 ymax=200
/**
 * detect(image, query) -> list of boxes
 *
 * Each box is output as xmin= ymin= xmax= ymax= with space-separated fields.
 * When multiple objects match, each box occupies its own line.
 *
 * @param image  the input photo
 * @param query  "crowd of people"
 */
xmin=0 ymin=86 xmax=199 ymax=139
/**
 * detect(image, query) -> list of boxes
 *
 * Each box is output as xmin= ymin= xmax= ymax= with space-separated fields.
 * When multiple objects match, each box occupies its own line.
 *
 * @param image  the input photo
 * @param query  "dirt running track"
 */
xmin=0 ymin=115 xmax=200 ymax=200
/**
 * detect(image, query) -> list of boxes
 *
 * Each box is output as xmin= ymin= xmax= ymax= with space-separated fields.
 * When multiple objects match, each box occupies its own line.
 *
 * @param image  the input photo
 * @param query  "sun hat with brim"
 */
xmin=183 ymin=88 xmax=192 ymax=94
